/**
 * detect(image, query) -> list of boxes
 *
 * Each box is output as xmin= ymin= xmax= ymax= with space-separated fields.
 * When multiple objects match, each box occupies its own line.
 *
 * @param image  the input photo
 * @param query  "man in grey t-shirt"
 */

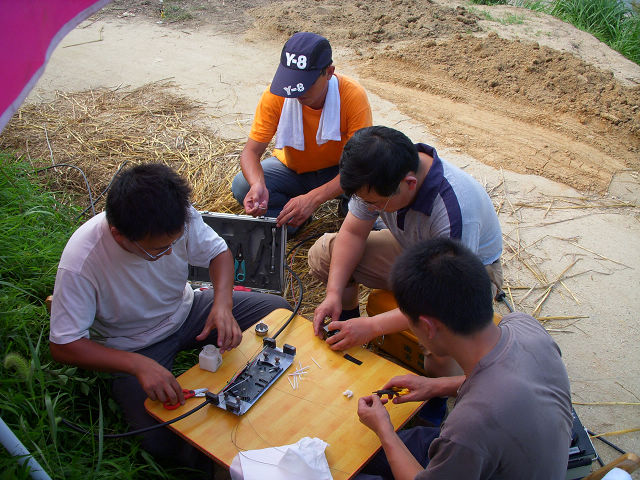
xmin=355 ymin=238 xmax=572 ymax=480
xmin=309 ymin=126 xmax=502 ymax=377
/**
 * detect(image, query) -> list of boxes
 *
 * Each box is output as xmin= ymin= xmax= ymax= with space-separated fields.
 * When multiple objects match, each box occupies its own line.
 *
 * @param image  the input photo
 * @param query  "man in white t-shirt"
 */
xmin=49 ymin=163 xmax=290 ymax=476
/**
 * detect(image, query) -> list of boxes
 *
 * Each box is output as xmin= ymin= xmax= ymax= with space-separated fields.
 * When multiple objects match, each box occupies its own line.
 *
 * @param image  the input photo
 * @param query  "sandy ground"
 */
xmin=23 ymin=0 xmax=640 ymax=473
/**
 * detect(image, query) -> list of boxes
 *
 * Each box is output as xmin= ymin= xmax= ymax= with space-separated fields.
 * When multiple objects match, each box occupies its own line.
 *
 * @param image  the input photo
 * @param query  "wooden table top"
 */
xmin=145 ymin=309 xmax=423 ymax=479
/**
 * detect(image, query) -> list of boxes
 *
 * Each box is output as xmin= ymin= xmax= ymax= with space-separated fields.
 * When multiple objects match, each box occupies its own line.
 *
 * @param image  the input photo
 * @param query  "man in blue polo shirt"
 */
xmin=308 ymin=126 xmax=503 ymax=375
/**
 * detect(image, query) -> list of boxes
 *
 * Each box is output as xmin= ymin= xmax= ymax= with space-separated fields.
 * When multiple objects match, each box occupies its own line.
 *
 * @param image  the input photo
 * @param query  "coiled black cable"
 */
xmin=61 ymin=395 xmax=212 ymax=439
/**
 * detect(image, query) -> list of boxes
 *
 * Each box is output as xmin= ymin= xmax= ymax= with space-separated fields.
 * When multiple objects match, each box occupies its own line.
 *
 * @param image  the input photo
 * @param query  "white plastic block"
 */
xmin=199 ymin=344 xmax=222 ymax=372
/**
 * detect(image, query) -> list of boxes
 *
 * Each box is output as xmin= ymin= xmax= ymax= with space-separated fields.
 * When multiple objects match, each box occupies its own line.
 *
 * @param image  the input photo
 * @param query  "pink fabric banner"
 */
xmin=0 ymin=0 xmax=112 ymax=133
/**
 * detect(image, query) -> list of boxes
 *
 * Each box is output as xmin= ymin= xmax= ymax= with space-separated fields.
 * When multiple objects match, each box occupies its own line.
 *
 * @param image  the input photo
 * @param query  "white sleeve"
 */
xmin=49 ymin=268 xmax=96 ymax=345
xmin=184 ymin=206 xmax=228 ymax=268
xmin=348 ymin=195 xmax=379 ymax=221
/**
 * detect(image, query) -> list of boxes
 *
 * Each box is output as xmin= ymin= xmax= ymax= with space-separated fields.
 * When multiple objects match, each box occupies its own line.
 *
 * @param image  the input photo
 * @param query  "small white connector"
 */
xmin=342 ymin=389 xmax=353 ymax=399
xmin=199 ymin=344 xmax=222 ymax=372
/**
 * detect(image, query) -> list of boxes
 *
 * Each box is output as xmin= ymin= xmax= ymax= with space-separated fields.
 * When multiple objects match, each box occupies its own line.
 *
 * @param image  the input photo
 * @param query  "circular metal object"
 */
xmin=255 ymin=322 xmax=268 ymax=337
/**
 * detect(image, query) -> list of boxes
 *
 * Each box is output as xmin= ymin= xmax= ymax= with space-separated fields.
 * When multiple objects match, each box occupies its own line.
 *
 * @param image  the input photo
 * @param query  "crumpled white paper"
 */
xmin=602 ymin=468 xmax=632 ymax=480
xmin=230 ymin=436 xmax=332 ymax=480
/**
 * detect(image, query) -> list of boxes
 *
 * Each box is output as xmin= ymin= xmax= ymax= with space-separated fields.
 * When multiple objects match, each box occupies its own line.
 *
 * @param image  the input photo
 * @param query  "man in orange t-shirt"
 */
xmin=231 ymin=32 xmax=372 ymax=235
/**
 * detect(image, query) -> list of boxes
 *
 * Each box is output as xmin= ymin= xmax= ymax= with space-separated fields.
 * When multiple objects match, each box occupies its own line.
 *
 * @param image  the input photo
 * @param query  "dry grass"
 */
xmin=0 ymin=81 xmax=248 ymax=213
xmin=0 ymin=81 xmax=344 ymax=316
xmin=2 ymin=81 xmax=639 ymax=324
xmin=485 ymin=170 xmax=638 ymax=331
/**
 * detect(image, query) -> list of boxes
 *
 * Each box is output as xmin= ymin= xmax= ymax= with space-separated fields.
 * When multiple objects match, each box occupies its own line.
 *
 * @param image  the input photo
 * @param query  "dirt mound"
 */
xmin=249 ymin=0 xmax=640 ymax=192
xmin=250 ymin=0 xmax=480 ymax=46
xmin=356 ymin=33 xmax=639 ymax=191
xmin=96 ymin=0 xmax=640 ymax=192
xmin=399 ymin=34 xmax=640 ymax=136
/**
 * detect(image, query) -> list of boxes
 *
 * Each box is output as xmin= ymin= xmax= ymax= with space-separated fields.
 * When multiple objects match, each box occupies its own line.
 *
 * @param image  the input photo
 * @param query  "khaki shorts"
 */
xmin=308 ymin=230 xmax=503 ymax=297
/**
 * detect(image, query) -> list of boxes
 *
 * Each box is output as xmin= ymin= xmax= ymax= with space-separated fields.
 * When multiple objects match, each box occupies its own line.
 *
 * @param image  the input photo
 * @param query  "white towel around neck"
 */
xmin=274 ymin=75 xmax=341 ymax=151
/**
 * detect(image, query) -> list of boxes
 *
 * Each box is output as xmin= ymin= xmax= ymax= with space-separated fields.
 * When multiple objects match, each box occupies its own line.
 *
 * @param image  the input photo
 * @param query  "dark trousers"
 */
xmin=111 ymin=288 xmax=290 ymax=477
xmin=355 ymin=426 xmax=440 ymax=480
xmin=231 ymin=156 xmax=339 ymax=236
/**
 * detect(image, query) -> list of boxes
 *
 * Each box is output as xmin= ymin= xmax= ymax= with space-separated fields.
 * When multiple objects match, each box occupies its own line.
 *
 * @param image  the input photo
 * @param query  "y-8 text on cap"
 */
xmin=286 ymin=53 xmax=307 ymax=69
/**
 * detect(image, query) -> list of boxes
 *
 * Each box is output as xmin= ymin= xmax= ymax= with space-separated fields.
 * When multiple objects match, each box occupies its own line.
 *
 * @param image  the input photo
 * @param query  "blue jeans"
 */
xmin=231 ymin=156 xmax=339 ymax=235
xmin=355 ymin=426 xmax=440 ymax=480
xmin=111 ymin=288 xmax=290 ymax=477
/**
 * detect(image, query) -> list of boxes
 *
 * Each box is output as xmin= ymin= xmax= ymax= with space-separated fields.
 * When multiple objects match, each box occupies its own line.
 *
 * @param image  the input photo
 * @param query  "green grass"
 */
xmin=468 ymin=0 xmax=640 ymax=65
xmin=0 ymin=155 xmax=177 ymax=479
xmin=552 ymin=0 xmax=640 ymax=64
xmin=469 ymin=6 xmax=498 ymax=21
xmin=161 ymin=1 xmax=194 ymax=23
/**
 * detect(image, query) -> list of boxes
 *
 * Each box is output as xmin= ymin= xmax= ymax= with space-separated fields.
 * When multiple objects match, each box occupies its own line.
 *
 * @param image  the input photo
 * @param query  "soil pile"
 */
xmin=359 ymin=33 xmax=640 ymax=191
xmin=250 ymin=0 xmax=640 ymax=192
xmin=250 ymin=0 xmax=480 ymax=45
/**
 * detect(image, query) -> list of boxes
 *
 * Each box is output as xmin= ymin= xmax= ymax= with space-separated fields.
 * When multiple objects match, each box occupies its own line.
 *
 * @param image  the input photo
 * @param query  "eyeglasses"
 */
xmin=134 ymin=227 xmax=186 ymax=260
xmin=354 ymin=193 xmax=394 ymax=212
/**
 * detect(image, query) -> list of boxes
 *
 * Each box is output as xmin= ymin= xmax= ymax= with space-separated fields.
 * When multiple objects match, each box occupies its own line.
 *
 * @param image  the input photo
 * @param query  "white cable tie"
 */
xmin=311 ymin=357 xmax=322 ymax=369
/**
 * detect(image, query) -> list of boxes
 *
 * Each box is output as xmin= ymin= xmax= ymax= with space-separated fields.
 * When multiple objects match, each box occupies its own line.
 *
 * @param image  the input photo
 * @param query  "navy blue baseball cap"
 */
xmin=270 ymin=32 xmax=333 ymax=98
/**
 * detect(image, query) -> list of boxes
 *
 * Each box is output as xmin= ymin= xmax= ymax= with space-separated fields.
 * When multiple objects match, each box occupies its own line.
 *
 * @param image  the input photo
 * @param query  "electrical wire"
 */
xmin=286 ymin=232 xmax=323 ymax=258
xmin=35 ymin=163 xmax=96 ymax=217
xmin=496 ymin=290 xmax=514 ymax=313
xmin=271 ymin=232 xmax=323 ymax=340
xmin=77 ymin=160 xmax=128 ymax=218
xmin=271 ymin=264 xmax=303 ymax=340
xmin=61 ymin=396 xmax=212 ymax=439
xmin=587 ymin=429 xmax=627 ymax=455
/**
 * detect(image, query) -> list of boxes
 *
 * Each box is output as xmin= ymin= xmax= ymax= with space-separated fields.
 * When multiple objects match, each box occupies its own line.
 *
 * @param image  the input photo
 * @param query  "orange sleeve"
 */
xmin=249 ymin=88 xmax=284 ymax=144
xmin=339 ymin=75 xmax=373 ymax=140
xmin=248 ymin=75 xmax=372 ymax=174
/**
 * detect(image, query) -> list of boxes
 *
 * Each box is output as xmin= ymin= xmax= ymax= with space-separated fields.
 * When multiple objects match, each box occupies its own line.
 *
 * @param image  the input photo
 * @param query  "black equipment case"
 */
xmin=188 ymin=212 xmax=287 ymax=294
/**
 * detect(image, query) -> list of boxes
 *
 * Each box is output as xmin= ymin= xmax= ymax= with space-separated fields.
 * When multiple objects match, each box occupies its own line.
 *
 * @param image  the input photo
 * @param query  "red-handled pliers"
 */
xmin=163 ymin=388 xmax=208 ymax=410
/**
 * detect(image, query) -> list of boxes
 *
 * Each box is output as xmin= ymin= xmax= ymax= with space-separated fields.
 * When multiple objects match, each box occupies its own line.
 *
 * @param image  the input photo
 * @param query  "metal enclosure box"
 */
xmin=208 ymin=343 xmax=296 ymax=416
xmin=188 ymin=212 xmax=287 ymax=294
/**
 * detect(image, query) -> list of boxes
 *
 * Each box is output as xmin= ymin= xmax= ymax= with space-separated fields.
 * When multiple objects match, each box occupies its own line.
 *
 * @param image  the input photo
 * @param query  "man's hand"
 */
xmin=244 ymin=182 xmax=269 ymax=217
xmin=358 ymin=394 xmax=394 ymax=437
xmin=325 ymin=316 xmax=376 ymax=351
xmin=382 ymin=374 xmax=464 ymax=404
xmin=276 ymin=193 xmax=318 ymax=228
xmin=196 ymin=304 xmax=242 ymax=354
xmin=313 ymin=293 xmax=343 ymax=336
xmin=132 ymin=355 xmax=184 ymax=405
